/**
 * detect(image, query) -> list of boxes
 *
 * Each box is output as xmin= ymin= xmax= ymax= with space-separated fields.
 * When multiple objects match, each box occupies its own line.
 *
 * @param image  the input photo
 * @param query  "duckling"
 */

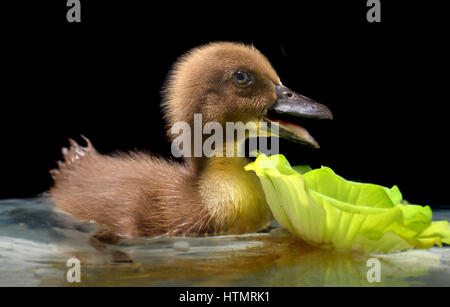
xmin=50 ymin=42 xmax=332 ymax=238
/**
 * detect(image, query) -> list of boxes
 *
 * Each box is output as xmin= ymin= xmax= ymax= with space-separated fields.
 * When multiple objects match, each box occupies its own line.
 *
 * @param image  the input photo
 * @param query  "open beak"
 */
xmin=263 ymin=85 xmax=333 ymax=148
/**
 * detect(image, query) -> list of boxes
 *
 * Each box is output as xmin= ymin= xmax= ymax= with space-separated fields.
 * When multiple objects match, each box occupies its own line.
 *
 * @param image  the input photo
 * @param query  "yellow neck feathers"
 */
xmin=198 ymin=157 xmax=272 ymax=234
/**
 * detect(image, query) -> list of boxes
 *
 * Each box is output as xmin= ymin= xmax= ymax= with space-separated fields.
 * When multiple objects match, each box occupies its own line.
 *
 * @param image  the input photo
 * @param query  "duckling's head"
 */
xmin=162 ymin=42 xmax=332 ymax=155
xmin=161 ymin=42 xmax=332 ymax=233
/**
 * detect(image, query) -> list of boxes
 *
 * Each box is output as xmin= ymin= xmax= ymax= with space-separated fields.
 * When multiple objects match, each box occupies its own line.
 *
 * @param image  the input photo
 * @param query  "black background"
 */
xmin=1 ymin=1 xmax=448 ymax=208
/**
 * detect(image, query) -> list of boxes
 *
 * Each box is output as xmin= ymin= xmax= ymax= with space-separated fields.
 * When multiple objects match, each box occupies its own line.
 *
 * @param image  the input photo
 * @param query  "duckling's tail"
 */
xmin=49 ymin=136 xmax=139 ymax=236
xmin=50 ymin=135 xmax=97 ymax=181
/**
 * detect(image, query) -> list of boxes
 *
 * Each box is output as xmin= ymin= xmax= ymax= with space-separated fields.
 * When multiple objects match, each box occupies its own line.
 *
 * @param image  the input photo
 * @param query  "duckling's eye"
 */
xmin=232 ymin=70 xmax=253 ymax=86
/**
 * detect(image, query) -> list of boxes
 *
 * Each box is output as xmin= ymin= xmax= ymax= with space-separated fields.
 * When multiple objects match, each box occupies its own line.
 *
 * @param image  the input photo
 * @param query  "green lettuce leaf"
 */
xmin=245 ymin=154 xmax=450 ymax=253
xmin=293 ymin=165 xmax=313 ymax=175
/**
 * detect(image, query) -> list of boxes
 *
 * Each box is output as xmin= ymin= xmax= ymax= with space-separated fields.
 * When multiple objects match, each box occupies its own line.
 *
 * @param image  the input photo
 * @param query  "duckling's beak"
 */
xmin=262 ymin=85 xmax=333 ymax=148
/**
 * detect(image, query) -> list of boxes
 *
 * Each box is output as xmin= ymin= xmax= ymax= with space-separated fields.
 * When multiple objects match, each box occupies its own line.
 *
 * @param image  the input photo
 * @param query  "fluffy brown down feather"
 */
xmin=50 ymin=137 xmax=212 ymax=237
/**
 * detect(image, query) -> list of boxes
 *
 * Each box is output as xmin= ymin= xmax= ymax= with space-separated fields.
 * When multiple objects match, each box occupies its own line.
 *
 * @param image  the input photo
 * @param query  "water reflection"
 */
xmin=0 ymin=198 xmax=449 ymax=286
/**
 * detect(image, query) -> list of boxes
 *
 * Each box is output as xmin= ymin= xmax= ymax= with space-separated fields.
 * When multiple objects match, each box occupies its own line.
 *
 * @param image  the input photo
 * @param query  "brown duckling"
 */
xmin=50 ymin=42 xmax=332 ymax=238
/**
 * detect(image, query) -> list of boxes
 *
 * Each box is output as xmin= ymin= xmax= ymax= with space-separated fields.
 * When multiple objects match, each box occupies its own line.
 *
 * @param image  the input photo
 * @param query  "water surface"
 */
xmin=0 ymin=198 xmax=449 ymax=286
